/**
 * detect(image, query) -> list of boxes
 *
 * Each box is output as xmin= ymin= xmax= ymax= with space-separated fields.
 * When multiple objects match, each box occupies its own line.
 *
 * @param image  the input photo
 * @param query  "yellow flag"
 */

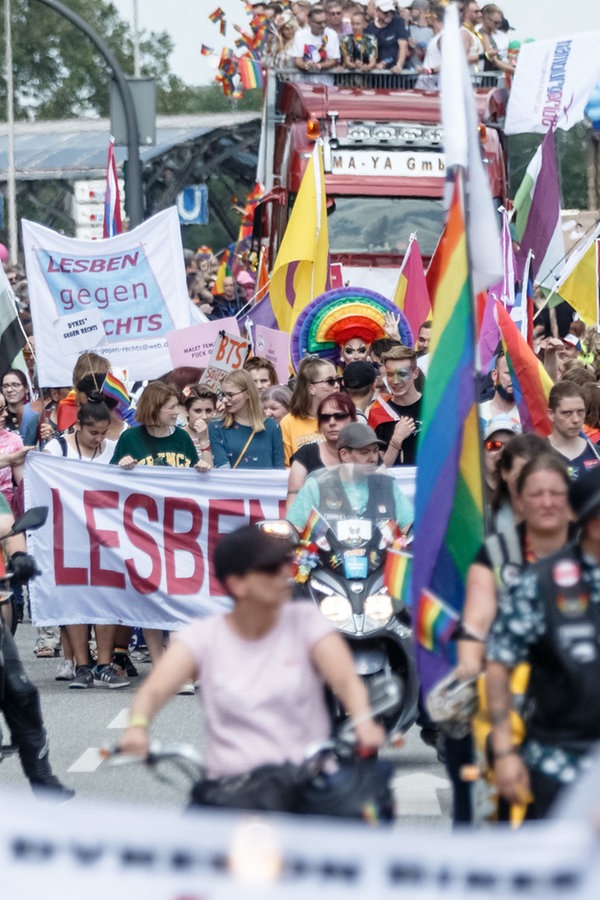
xmin=555 ymin=236 xmax=599 ymax=325
xmin=269 ymin=142 xmax=330 ymax=332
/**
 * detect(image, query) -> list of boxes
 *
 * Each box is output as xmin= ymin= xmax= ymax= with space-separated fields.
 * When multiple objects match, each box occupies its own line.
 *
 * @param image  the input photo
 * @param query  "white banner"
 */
xmin=24 ymin=454 xmax=415 ymax=629
xmin=22 ymin=208 xmax=194 ymax=386
xmin=506 ymin=32 xmax=600 ymax=134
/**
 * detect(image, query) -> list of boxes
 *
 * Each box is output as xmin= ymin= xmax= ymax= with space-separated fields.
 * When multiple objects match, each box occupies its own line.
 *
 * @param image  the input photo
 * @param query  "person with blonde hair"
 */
xmin=209 ymin=369 xmax=285 ymax=469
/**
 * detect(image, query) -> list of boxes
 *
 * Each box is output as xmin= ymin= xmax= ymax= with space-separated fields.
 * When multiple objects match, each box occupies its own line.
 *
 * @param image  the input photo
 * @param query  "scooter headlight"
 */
xmin=319 ymin=594 xmax=355 ymax=631
xmin=364 ymin=591 xmax=394 ymax=629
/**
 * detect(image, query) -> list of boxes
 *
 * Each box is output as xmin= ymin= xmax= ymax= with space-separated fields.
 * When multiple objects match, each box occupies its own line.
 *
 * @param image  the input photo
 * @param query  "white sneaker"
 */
xmin=55 ymin=658 xmax=76 ymax=681
xmin=177 ymin=681 xmax=195 ymax=695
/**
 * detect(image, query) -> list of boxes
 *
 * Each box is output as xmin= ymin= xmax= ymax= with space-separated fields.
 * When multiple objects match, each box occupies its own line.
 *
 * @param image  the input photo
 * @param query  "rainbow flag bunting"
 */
xmin=494 ymin=299 xmax=554 ymax=436
xmin=384 ymin=548 xmax=412 ymax=606
xmin=415 ymin=588 xmax=459 ymax=654
xmin=200 ymin=44 xmax=214 ymax=56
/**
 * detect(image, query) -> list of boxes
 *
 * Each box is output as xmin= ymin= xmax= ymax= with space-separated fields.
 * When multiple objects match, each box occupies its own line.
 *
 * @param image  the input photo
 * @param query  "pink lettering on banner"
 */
xmin=84 ymin=490 xmax=126 ymax=589
xmin=123 ymin=493 xmax=162 ymax=593
xmin=163 ymin=497 xmax=204 ymax=594
xmin=52 ymin=488 xmax=88 ymax=585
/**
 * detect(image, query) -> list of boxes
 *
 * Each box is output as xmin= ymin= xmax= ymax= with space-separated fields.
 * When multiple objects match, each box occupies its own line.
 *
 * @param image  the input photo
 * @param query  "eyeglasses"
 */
xmin=319 ymin=412 xmax=351 ymax=422
xmin=344 ymin=346 xmax=367 ymax=356
xmin=2 ymin=382 xmax=23 ymax=390
xmin=385 ymin=369 xmax=413 ymax=382
xmin=312 ymin=376 xmax=343 ymax=387
xmin=485 ymin=439 xmax=506 ymax=452
xmin=219 ymin=389 xmax=247 ymax=401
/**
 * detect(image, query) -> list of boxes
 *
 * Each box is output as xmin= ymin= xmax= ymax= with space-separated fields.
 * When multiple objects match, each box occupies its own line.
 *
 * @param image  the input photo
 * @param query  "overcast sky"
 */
xmin=112 ymin=1 xmax=596 ymax=87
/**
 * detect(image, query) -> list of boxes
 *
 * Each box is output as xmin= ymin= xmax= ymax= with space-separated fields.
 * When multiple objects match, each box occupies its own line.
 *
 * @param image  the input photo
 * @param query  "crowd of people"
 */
xmin=238 ymin=0 xmax=518 ymax=83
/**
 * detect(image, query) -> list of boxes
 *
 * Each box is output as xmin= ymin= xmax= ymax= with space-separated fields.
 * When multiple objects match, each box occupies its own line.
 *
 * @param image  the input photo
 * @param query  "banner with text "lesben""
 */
xmin=23 ymin=208 xmax=193 ymax=386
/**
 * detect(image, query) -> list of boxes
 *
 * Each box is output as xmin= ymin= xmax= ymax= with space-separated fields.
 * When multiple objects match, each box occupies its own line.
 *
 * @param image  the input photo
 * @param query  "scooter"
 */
xmin=262 ymin=465 xmax=419 ymax=737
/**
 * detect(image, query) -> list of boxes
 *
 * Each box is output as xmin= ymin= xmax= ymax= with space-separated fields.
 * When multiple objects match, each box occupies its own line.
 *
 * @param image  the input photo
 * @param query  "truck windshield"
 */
xmin=327 ymin=196 xmax=445 ymax=257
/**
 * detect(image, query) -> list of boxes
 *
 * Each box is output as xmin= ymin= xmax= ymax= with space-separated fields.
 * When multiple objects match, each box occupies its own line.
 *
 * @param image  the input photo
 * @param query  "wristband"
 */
xmin=128 ymin=715 xmax=150 ymax=729
xmin=494 ymin=746 xmax=519 ymax=760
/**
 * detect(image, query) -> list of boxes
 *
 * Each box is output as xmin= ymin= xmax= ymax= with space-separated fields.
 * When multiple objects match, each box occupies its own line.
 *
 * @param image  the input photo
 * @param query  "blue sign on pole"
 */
xmin=176 ymin=185 xmax=209 ymax=225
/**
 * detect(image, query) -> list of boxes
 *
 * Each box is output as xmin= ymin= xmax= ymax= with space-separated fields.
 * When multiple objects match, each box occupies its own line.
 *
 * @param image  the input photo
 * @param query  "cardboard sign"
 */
xmin=166 ymin=317 xmax=240 ymax=369
xmin=253 ymin=325 xmax=291 ymax=384
xmin=200 ymin=330 xmax=249 ymax=391
xmin=53 ymin=309 xmax=106 ymax=355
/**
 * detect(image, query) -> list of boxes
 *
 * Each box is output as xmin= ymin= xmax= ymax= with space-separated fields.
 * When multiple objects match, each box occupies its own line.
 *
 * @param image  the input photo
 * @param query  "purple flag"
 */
xmin=237 ymin=292 xmax=278 ymax=332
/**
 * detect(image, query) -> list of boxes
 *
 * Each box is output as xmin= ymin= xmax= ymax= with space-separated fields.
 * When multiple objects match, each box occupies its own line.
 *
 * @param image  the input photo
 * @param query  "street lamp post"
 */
xmin=33 ymin=0 xmax=144 ymax=226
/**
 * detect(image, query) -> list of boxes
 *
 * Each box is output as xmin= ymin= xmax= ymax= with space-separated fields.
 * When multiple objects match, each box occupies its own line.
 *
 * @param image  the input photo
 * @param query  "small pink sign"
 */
xmin=253 ymin=325 xmax=291 ymax=385
xmin=166 ymin=317 xmax=240 ymax=369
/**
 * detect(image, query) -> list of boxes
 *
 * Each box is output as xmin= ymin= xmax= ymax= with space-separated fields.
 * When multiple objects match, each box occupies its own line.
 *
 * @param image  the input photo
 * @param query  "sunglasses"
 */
xmin=319 ymin=412 xmax=351 ymax=422
xmin=485 ymin=439 xmax=505 ymax=452
xmin=385 ymin=370 xmax=413 ymax=382
xmin=312 ymin=376 xmax=343 ymax=387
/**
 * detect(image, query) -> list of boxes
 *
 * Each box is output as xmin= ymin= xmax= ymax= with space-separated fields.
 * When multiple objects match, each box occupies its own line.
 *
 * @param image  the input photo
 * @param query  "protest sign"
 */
xmin=53 ymin=309 xmax=106 ymax=355
xmin=23 ymin=208 xmax=194 ymax=385
xmin=253 ymin=324 xmax=290 ymax=384
xmin=166 ymin=317 xmax=240 ymax=369
xmin=200 ymin=330 xmax=250 ymax=392
xmin=25 ymin=454 xmax=415 ymax=629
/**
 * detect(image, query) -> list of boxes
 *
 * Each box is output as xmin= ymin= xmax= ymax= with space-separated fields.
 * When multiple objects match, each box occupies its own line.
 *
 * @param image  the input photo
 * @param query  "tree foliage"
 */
xmin=0 ymin=0 xmax=200 ymax=119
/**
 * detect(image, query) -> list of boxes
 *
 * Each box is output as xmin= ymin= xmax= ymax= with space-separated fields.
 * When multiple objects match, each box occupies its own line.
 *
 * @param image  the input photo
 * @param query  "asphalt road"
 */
xmin=1 ymin=622 xmax=452 ymax=827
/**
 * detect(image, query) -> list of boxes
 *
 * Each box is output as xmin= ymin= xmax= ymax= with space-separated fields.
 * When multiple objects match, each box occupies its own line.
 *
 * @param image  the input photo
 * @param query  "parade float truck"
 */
xmin=255 ymin=71 xmax=508 ymax=295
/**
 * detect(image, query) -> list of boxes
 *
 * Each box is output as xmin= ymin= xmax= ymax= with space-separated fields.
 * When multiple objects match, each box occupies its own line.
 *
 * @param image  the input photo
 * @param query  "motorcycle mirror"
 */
xmin=8 ymin=506 xmax=49 ymax=536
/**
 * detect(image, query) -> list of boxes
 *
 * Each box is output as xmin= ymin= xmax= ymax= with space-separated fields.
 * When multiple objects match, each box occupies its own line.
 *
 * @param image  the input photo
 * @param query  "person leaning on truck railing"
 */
xmin=340 ymin=8 xmax=378 ymax=71
xmin=365 ymin=0 xmax=409 ymax=73
xmin=293 ymin=5 xmax=341 ymax=73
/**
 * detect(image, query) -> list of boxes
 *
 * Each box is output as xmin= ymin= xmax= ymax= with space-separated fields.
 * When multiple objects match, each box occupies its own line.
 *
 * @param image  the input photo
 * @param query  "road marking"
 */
xmin=392 ymin=771 xmax=450 ymax=817
xmin=107 ymin=708 xmax=130 ymax=729
xmin=68 ymin=748 xmax=105 ymax=773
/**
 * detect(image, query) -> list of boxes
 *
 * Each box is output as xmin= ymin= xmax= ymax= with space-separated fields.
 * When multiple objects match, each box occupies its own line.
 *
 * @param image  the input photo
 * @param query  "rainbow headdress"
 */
xmin=290 ymin=287 xmax=413 ymax=373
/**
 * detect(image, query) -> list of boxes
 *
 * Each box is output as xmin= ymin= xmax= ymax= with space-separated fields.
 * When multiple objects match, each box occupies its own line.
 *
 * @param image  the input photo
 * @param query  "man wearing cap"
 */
xmin=486 ymin=465 xmax=600 ymax=817
xmin=119 ymin=525 xmax=385 ymax=806
xmin=287 ymin=422 xmax=413 ymax=531
xmin=482 ymin=414 xmax=522 ymax=495
xmin=406 ymin=0 xmax=433 ymax=70
xmin=547 ymin=381 xmax=600 ymax=479
xmin=479 ymin=351 xmax=520 ymax=433
xmin=366 ymin=0 xmax=410 ymax=72
xmin=342 ymin=361 xmax=378 ymax=421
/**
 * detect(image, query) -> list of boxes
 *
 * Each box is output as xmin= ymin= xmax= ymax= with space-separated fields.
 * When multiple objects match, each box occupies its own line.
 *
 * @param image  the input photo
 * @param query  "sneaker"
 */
xmin=55 ymin=659 xmax=76 ymax=681
xmin=69 ymin=665 xmax=94 ymax=689
xmin=93 ymin=664 xmax=130 ymax=689
xmin=112 ymin=651 xmax=138 ymax=678
xmin=177 ymin=681 xmax=195 ymax=695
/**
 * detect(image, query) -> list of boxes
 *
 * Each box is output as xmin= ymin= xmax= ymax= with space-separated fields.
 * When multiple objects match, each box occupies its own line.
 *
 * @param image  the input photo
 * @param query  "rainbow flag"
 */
xmin=392 ymin=234 xmax=431 ymax=341
xmin=300 ymin=507 xmax=330 ymax=545
xmin=384 ymin=549 xmax=412 ymax=606
xmin=102 ymin=371 xmax=130 ymax=407
xmin=238 ymin=57 xmax=264 ymax=91
xmin=200 ymin=44 xmax=214 ymax=56
xmin=415 ymin=589 xmax=459 ymax=654
xmin=411 ymin=174 xmax=485 ymax=693
xmin=208 ymin=7 xmax=224 ymax=24
xmin=495 ymin=300 xmax=554 ymax=436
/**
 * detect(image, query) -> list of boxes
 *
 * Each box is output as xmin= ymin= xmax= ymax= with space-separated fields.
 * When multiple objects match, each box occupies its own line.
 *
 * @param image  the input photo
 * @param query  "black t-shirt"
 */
xmin=366 ymin=15 xmax=409 ymax=67
xmin=290 ymin=441 xmax=325 ymax=474
xmin=374 ymin=397 xmax=422 ymax=465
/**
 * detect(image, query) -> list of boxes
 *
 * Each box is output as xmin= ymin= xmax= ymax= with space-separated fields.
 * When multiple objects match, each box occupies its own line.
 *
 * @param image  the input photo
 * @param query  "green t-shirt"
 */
xmin=110 ymin=426 xmax=199 ymax=468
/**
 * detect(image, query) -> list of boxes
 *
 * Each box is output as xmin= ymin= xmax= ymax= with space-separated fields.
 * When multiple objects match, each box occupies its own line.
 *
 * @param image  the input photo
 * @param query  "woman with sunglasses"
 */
xmin=209 ymin=369 xmax=285 ymax=469
xmin=286 ymin=394 xmax=358 ymax=509
xmin=480 ymin=3 xmax=515 ymax=76
xmin=280 ymin=357 xmax=341 ymax=466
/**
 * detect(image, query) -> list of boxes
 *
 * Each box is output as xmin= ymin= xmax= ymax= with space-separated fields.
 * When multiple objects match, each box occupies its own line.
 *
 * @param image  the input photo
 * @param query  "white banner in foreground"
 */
xmin=26 ymin=454 xmax=415 ymax=629
xmin=22 ymin=208 xmax=194 ymax=386
xmin=505 ymin=32 xmax=600 ymax=135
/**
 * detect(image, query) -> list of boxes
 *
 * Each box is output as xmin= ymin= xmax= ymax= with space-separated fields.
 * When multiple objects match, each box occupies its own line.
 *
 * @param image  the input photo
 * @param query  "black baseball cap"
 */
xmin=213 ymin=525 xmax=295 ymax=584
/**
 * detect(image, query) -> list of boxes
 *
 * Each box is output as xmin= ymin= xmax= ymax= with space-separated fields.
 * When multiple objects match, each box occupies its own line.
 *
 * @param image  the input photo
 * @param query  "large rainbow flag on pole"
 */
xmin=411 ymin=4 xmax=502 ymax=696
